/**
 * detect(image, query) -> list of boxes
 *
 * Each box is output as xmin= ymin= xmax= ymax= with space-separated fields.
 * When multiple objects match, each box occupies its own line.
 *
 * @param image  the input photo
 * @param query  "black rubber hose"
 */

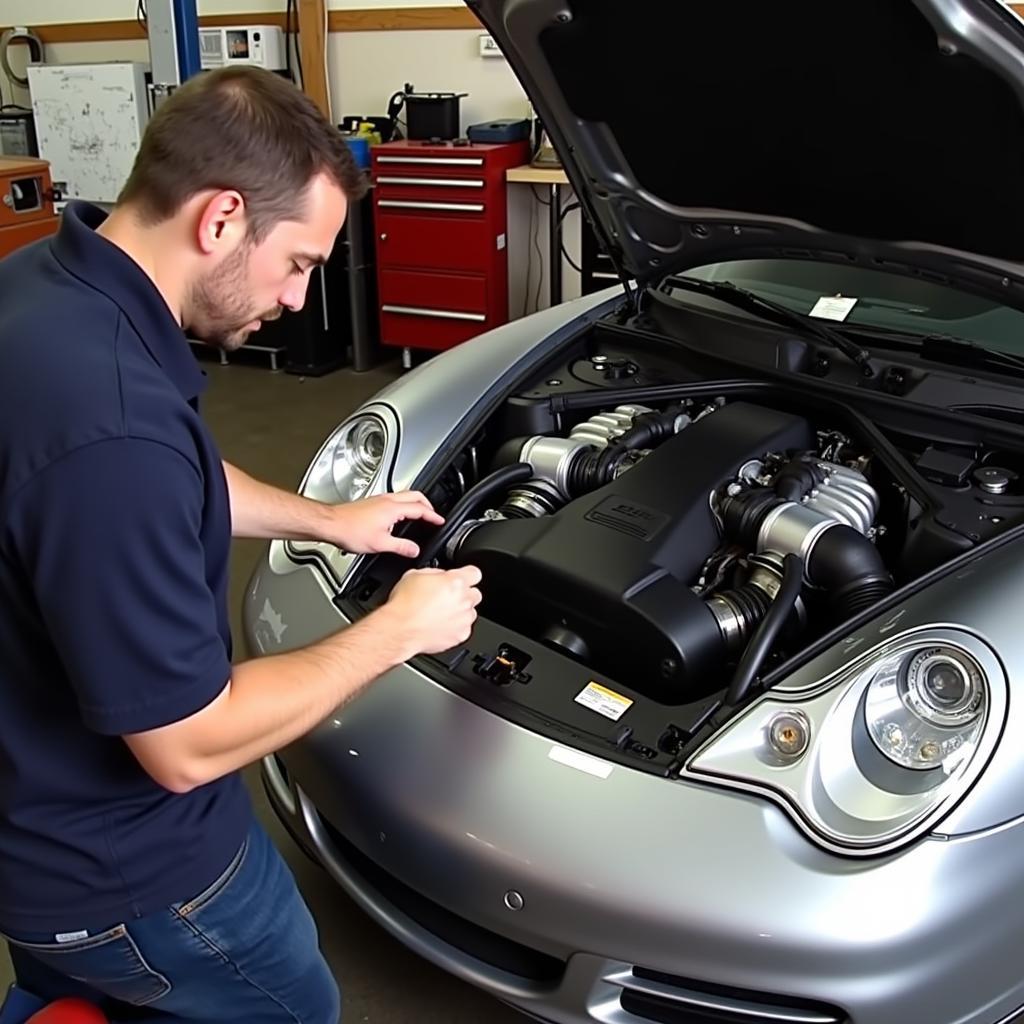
xmin=567 ymin=408 xmax=683 ymax=496
xmin=417 ymin=462 xmax=534 ymax=567
xmin=721 ymin=491 xmax=783 ymax=549
xmin=806 ymin=525 xmax=893 ymax=622
xmin=614 ymin=408 xmax=682 ymax=451
xmin=725 ymin=553 xmax=803 ymax=707
xmin=773 ymin=457 xmax=826 ymax=502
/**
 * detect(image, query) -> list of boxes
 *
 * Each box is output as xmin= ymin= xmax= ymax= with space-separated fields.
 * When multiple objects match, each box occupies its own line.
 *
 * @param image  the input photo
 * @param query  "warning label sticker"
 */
xmin=574 ymin=681 xmax=633 ymax=721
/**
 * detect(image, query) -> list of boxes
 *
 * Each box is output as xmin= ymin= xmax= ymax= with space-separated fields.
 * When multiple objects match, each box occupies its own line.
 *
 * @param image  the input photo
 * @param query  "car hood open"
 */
xmin=470 ymin=0 xmax=1024 ymax=307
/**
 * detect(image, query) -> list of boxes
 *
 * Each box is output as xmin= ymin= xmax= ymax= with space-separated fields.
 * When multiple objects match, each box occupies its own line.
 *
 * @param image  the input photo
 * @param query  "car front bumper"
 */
xmin=248 ymin=560 xmax=1024 ymax=1024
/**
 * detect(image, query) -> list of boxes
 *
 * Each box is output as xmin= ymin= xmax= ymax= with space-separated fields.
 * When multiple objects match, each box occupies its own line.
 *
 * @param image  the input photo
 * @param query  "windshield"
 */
xmin=682 ymin=259 xmax=1024 ymax=355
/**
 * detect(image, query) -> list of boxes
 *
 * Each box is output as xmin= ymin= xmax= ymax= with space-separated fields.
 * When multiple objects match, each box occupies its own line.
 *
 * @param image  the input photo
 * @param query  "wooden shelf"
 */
xmin=2 ymin=7 xmax=482 ymax=45
xmin=506 ymin=164 xmax=569 ymax=186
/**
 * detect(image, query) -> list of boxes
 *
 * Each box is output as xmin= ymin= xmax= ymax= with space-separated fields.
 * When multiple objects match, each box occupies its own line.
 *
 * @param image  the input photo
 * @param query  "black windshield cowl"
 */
xmin=651 ymin=276 xmax=876 ymax=379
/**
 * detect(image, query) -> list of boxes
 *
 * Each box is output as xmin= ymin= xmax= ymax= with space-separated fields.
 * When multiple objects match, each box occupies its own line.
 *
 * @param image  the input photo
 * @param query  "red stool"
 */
xmin=25 ymin=1000 xmax=107 ymax=1024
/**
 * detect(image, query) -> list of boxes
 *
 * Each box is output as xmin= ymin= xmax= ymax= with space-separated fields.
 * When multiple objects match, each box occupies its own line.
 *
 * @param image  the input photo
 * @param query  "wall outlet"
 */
xmin=479 ymin=34 xmax=504 ymax=58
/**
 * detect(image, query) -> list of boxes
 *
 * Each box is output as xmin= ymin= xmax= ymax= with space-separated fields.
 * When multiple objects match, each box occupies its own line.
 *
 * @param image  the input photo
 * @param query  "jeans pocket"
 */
xmin=175 ymin=835 xmax=249 ymax=919
xmin=3 ymin=924 xmax=172 ymax=1006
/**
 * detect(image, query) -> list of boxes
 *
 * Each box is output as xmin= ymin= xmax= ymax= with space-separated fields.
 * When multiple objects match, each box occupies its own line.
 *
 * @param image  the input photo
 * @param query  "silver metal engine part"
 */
xmin=518 ymin=404 xmax=662 ymax=499
xmin=705 ymin=553 xmax=789 ymax=652
xmin=568 ymin=404 xmax=652 ymax=447
xmin=803 ymin=462 xmax=879 ymax=534
xmin=758 ymin=460 xmax=880 ymax=577
xmin=518 ymin=435 xmax=591 ymax=501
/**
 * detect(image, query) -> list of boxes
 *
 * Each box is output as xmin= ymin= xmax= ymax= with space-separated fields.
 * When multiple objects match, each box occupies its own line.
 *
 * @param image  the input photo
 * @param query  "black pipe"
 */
xmin=725 ymin=553 xmax=803 ymax=707
xmin=567 ymin=407 xmax=684 ymax=496
xmin=417 ymin=462 xmax=533 ymax=567
xmin=773 ymin=457 xmax=826 ymax=502
xmin=806 ymin=525 xmax=893 ymax=622
xmin=721 ymin=490 xmax=782 ymax=549
xmin=722 ymin=490 xmax=893 ymax=624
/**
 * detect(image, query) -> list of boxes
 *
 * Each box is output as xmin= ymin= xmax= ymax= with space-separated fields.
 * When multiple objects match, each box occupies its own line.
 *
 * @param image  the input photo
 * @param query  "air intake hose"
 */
xmin=566 ymin=407 xmax=684 ymax=495
xmin=721 ymin=491 xmax=892 ymax=623
xmin=804 ymin=525 xmax=893 ymax=620
xmin=418 ymin=462 xmax=533 ymax=567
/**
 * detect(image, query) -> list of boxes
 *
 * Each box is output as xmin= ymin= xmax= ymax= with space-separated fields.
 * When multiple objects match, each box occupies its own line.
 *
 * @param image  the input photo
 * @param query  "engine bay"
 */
xmin=439 ymin=399 xmax=892 ymax=702
xmin=341 ymin=322 xmax=1024 ymax=773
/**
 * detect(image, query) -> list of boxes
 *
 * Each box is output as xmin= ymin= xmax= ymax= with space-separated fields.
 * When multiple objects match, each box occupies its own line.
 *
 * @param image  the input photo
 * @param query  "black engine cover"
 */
xmin=456 ymin=402 xmax=813 ymax=698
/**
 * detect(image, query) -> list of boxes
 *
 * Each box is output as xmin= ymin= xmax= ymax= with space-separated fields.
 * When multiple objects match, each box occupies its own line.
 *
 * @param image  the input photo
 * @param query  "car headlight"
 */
xmin=686 ymin=627 xmax=1007 ymax=855
xmin=865 ymin=646 xmax=986 ymax=772
xmin=331 ymin=416 xmax=387 ymax=502
xmin=297 ymin=409 xmax=394 ymax=507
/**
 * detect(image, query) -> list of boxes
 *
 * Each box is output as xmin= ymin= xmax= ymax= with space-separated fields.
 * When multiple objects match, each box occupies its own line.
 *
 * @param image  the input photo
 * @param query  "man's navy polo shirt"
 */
xmin=0 ymin=202 xmax=250 ymax=933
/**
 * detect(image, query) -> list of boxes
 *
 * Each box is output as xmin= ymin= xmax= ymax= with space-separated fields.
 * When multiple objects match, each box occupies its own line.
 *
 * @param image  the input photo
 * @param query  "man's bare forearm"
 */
xmin=125 ymin=605 xmax=412 ymax=792
xmin=222 ymin=459 xmax=333 ymax=540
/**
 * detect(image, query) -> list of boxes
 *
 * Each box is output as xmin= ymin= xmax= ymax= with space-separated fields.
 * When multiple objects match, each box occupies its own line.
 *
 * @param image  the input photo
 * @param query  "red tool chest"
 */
xmin=370 ymin=139 xmax=530 ymax=360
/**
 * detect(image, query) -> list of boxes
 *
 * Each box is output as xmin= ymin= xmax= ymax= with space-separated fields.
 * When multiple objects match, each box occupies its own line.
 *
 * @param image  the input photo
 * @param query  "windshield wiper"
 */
xmin=911 ymin=333 xmax=1024 ymax=376
xmin=654 ymin=275 xmax=876 ymax=378
xmin=840 ymin=324 xmax=1024 ymax=377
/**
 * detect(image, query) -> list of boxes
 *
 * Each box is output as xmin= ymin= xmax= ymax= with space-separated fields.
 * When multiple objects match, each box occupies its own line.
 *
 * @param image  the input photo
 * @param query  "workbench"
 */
xmin=506 ymin=164 xmax=570 ymax=307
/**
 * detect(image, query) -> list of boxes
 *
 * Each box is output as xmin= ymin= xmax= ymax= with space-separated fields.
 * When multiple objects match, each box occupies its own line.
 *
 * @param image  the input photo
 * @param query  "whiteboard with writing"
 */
xmin=28 ymin=63 xmax=150 ymax=205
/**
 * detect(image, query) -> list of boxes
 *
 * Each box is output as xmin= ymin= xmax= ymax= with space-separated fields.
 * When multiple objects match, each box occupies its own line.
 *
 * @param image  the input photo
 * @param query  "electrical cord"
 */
xmin=561 ymin=237 xmax=583 ymax=275
xmin=322 ymin=0 xmax=330 ymax=121
xmin=294 ymin=3 xmax=306 ymax=90
xmin=532 ymin=196 xmax=545 ymax=312
xmin=557 ymin=199 xmax=583 ymax=273
xmin=521 ymin=185 xmax=535 ymax=318
xmin=285 ymin=0 xmax=293 ymax=81
xmin=137 ymin=0 xmax=147 ymax=34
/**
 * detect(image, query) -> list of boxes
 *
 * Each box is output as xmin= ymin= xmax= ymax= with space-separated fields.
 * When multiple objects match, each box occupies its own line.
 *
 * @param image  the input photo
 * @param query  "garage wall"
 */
xmin=0 ymin=4 xmax=588 ymax=310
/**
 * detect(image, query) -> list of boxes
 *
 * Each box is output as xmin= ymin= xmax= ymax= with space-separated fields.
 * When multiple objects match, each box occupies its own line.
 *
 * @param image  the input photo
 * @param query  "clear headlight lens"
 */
xmin=331 ymin=415 xmax=387 ymax=502
xmin=865 ymin=646 xmax=987 ymax=771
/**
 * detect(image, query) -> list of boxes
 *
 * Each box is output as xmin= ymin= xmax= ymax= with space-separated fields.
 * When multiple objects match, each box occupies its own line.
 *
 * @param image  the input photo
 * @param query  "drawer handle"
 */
xmin=382 ymin=304 xmax=486 ymax=323
xmin=377 ymin=176 xmax=485 ymax=188
xmin=377 ymin=156 xmax=485 ymax=167
xmin=378 ymin=200 xmax=484 ymax=213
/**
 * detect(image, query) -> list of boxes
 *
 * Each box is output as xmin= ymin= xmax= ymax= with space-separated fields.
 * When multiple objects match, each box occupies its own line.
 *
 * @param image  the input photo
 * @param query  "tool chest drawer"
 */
xmin=376 ymin=211 xmax=496 ymax=273
xmin=379 ymin=268 xmax=487 ymax=315
xmin=370 ymin=139 xmax=529 ymax=356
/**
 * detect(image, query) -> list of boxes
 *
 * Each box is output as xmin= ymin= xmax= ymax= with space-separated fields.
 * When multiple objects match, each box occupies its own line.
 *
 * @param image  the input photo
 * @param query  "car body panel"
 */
xmin=246 ymin=537 xmax=1024 ymax=1024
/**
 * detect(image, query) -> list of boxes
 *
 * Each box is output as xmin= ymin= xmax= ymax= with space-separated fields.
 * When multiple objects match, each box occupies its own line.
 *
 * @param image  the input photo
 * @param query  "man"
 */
xmin=0 ymin=67 xmax=481 ymax=1021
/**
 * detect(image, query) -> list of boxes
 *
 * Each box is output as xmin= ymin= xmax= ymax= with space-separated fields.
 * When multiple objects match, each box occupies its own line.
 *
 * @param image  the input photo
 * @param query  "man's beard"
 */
xmin=186 ymin=243 xmax=282 ymax=351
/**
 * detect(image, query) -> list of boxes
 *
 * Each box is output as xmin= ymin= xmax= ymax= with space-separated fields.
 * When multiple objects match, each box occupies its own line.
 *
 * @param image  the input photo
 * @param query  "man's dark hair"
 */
xmin=118 ymin=66 xmax=366 ymax=240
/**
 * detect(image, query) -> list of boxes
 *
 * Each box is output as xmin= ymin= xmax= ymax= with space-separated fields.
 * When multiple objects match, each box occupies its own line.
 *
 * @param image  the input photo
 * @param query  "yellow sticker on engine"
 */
xmin=574 ymin=681 xmax=633 ymax=721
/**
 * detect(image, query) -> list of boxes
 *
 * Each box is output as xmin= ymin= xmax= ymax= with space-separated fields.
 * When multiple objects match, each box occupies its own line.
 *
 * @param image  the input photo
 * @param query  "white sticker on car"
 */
xmin=548 ymin=745 xmax=614 ymax=779
xmin=574 ymin=681 xmax=633 ymax=721
xmin=809 ymin=295 xmax=858 ymax=321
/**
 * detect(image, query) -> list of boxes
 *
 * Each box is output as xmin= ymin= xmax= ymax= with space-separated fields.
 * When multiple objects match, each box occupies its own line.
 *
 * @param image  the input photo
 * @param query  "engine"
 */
xmin=441 ymin=400 xmax=892 ymax=700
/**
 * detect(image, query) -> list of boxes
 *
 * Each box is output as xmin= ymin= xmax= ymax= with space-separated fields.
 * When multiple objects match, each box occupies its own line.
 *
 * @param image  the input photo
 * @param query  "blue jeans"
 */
xmin=1 ymin=821 xmax=340 ymax=1023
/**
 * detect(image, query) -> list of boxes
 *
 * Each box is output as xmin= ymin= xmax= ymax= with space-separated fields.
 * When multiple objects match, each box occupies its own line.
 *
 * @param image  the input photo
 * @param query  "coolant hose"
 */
xmin=725 ymin=553 xmax=803 ymax=707
xmin=806 ymin=525 xmax=893 ymax=620
xmin=416 ymin=462 xmax=533 ymax=567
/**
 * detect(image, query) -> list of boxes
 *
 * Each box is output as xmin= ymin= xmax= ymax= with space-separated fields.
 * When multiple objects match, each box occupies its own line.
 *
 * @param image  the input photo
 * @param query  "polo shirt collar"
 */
xmin=51 ymin=201 xmax=207 ymax=402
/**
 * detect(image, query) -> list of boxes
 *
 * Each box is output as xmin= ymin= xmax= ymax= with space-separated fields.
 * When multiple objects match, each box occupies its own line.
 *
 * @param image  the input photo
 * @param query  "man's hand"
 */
xmin=125 ymin=562 xmax=484 ymax=795
xmin=380 ymin=565 xmax=483 ymax=657
xmin=324 ymin=491 xmax=444 ymax=557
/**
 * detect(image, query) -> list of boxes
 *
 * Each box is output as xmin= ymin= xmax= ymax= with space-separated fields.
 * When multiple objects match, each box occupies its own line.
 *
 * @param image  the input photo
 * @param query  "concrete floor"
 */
xmin=1 ymin=355 xmax=526 ymax=1023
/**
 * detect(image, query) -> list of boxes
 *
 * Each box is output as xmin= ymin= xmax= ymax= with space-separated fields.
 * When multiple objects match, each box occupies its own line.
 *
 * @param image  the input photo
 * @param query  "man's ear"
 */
xmin=196 ymin=190 xmax=247 ymax=255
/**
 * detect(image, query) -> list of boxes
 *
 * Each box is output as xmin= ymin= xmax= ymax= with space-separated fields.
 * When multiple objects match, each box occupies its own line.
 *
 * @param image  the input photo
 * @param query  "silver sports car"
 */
xmin=244 ymin=2 xmax=1024 ymax=1022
